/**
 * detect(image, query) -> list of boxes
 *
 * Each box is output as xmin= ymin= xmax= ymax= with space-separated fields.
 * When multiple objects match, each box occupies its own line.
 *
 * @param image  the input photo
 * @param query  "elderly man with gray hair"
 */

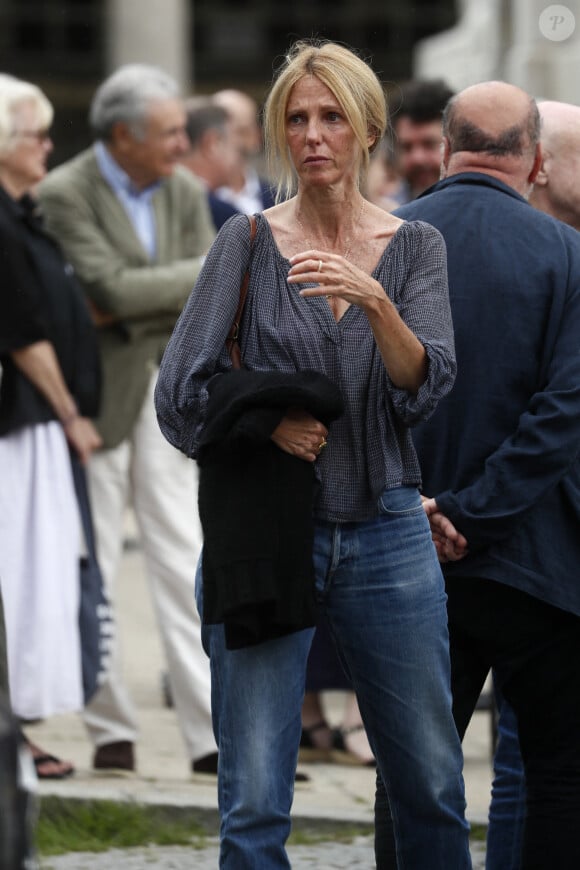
xmin=39 ymin=64 xmax=217 ymax=775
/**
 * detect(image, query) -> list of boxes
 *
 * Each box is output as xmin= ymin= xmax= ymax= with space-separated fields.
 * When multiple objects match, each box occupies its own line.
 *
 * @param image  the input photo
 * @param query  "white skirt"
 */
xmin=0 ymin=421 xmax=83 ymax=719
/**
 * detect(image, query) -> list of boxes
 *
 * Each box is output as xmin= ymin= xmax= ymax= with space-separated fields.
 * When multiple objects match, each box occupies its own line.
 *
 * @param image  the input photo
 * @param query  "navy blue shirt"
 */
xmin=208 ymin=191 xmax=239 ymax=231
xmin=397 ymin=173 xmax=580 ymax=617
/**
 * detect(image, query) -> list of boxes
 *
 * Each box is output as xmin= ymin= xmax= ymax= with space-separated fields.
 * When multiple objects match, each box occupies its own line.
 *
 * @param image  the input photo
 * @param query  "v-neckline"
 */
xmin=258 ymin=213 xmax=408 ymax=329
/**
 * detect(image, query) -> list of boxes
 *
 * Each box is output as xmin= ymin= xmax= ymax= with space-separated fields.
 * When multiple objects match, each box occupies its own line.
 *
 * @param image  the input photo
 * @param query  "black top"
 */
xmin=0 ymin=187 xmax=100 ymax=435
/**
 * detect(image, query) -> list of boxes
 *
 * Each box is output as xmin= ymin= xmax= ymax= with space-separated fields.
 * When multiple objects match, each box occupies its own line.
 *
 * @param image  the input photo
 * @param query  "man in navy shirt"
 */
xmin=377 ymin=82 xmax=580 ymax=869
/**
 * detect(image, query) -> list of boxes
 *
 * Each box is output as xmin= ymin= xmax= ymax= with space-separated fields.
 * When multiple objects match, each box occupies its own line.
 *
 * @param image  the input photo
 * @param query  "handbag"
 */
xmin=225 ymin=215 xmax=257 ymax=369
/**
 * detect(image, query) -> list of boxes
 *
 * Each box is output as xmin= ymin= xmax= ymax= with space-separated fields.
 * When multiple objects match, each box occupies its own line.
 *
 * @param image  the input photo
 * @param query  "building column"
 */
xmin=414 ymin=0 xmax=580 ymax=103
xmin=105 ymin=0 xmax=192 ymax=90
xmin=505 ymin=0 xmax=580 ymax=102
xmin=414 ymin=0 xmax=504 ymax=90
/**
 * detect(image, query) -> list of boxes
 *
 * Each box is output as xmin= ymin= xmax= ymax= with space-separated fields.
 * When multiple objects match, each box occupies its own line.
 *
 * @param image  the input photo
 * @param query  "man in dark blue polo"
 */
xmin=376 ymin=81 xmax=580 ymax=869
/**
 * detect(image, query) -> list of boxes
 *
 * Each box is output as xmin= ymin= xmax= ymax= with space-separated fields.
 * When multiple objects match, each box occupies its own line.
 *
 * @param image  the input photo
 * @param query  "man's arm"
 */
xmin=39 ymin=173 xmax=215 ymax=321
xmin=421 ymin=497 xmax=469 ymax=562
xmin=435 ymin=272 xmax=580 ymax=552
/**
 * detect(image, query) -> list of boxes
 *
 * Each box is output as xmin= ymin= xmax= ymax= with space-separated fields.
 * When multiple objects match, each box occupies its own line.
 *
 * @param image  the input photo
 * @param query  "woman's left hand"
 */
xmin=289 ymin=249 xmax=427 ymax=394
xmin=287 ymin=250 xmax=383 ymax=310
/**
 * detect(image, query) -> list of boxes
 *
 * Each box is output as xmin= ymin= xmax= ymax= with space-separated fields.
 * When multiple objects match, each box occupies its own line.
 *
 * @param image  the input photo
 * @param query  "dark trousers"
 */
xmin=375 ymin=576 xmax=580 ymax=870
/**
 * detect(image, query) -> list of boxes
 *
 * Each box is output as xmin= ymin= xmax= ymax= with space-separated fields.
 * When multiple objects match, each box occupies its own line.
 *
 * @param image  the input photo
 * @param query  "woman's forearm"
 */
xmin=11 ymin=340 xmax=79 ymax=425
xmin=365 ymin=294 xmax=428 ymax=393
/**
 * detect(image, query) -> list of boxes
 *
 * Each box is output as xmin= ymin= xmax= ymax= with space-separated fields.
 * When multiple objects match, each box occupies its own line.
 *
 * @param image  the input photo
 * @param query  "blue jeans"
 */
xmin=199 ymin=486 xmax=471 ymax=869
xmin=486 ymin=685 xmax=525 ymax=870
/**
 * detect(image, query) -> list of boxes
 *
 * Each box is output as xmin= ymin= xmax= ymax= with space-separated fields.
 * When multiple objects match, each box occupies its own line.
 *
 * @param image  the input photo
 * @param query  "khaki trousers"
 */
xmin=83 ymin=371 xmax=215 ymax=763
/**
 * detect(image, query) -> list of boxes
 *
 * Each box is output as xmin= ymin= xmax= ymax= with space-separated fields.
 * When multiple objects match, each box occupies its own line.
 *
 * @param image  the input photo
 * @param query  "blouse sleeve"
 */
xmin=384 ymin=221 xmax=457 ymax=425
xmin=0 ymin=222 xmax=48 ymax=354
xmin=155 ymin=213 xmax=254 ymax=458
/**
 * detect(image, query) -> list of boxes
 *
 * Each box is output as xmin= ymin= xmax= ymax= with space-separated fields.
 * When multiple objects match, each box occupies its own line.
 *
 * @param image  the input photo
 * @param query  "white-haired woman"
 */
xmin=0 ymin=75 xmax=102 ymax=777
xmin=156 ymin=41 xmax=471 ymax=868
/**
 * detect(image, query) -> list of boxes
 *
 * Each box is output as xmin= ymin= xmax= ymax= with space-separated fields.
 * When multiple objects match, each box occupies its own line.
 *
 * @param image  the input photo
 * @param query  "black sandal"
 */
xmin=26 ymin=741 xmax=75 ymax=780
xmin=299 ymin=720 xmax=334 ymax=762
xmin=332 ymin=724 xmax=376 ymax=767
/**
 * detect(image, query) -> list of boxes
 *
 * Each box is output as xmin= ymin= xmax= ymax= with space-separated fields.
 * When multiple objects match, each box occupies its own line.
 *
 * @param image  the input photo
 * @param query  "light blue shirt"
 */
xmin=94 ymin=141 xmax=160 ymax=259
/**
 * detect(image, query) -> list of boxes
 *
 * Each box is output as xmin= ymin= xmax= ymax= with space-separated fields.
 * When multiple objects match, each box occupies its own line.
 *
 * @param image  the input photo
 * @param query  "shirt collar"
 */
xmin=418 ymin=171 xmax=528 ymax=204
xmin=94 ymin=141 xmax=161 ymax=199
xmin=0 ymin=185 xmax=43 ymax=230
xmin=242 ymin=167 xmax=262 ymax=198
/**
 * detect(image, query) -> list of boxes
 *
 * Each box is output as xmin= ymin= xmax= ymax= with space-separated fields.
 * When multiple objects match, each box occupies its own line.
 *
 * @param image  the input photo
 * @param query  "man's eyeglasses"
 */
xmin=13 ymin=129 xmax=52 ymax=144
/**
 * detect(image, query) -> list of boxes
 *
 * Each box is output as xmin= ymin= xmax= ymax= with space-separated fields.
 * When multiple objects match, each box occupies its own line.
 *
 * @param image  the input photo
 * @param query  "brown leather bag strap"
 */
xmin=227 ymin=214 xmax=257 ymax=369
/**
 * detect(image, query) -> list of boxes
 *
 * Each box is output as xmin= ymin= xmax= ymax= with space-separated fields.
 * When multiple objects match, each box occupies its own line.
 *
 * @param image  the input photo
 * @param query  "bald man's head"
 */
xmin=439 ymin=82 xmax=541 ymax=196
xmin=529 ymin=100 xmax=580 ymax=230
xmin=443 ymin=82 xmax=540 ymax=159
xmin=538 ymin=100 xmax=580 ymax=152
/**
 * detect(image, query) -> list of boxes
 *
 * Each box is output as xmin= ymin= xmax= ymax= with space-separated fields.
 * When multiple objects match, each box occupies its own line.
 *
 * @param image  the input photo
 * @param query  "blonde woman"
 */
xmin=156 ymin=41 xmax=470 ymax=868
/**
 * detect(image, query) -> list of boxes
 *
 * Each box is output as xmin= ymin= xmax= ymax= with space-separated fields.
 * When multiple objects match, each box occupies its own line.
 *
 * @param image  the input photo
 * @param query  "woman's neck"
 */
xmin=294 ymin=188 xmax=365 ymax=251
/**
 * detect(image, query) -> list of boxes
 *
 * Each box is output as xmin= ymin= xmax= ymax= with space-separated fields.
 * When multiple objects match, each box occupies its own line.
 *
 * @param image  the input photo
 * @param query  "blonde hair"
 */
xmin=0 ymin=74 xmax=53 ymax=154
xmin=263 ymin=40 xmax=387 ymax=201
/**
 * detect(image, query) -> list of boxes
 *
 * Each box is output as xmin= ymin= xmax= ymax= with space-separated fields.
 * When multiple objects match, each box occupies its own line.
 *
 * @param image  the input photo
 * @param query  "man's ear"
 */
xmin=439 ymin=137 xmax=451 ymax=178
xmin=532 ymin=147 xmax=550 ymax=187
xmin=111 ymin=121 xmax=133 ymax=152
xmin=528 ymin=143 xmax=543 ymax=185
xmin=442 ymin=137 xmax=451 ymax=169
xmin=202 ymin=128 xmax=220 ymax=156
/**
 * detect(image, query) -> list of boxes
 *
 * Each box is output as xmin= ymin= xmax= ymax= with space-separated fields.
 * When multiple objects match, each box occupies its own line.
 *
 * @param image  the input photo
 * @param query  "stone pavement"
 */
xmin=41 ymin=838 xmax=487 ymax=869
xmin=29 ymin=532 xmax=494 ymax=865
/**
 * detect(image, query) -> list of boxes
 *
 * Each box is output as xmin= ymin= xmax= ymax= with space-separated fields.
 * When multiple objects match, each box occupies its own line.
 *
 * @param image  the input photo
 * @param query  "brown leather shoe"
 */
xmin=190 ymin=751 xmax=309 ymax=783
xmin=93 ymin=740 xmax=135 ymax=775
xmin=191 ymin=751 xmax=218 ymax=774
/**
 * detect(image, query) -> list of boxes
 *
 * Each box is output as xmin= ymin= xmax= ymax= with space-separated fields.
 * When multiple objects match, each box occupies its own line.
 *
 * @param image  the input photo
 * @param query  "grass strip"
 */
xmin=37 ymin=797 xmax=210 ymax=856
xmin=37 ymin=796 xmax=487 ymax=857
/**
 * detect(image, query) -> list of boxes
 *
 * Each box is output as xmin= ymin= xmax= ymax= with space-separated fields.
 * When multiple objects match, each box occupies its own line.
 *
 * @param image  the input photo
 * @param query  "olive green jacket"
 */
xmin=38 ymin=148 xmax=215 ymax=448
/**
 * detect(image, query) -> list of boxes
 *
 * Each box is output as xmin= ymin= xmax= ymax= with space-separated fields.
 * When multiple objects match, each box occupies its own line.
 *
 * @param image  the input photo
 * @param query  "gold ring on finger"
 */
xmin=317 ymin=259 xmax=323 ymax=272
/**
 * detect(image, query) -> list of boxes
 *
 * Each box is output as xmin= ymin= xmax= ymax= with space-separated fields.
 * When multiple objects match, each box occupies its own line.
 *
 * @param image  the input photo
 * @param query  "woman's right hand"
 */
xmin=271 ymin=408 xmax=328 ymax=463
xmin=64 ymin=416 xmax=103 ymax=464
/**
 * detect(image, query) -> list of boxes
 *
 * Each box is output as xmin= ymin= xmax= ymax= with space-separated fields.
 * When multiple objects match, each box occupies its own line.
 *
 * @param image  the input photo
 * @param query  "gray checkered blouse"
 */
xmin=155 ymin=212 xmax=455 ymax=522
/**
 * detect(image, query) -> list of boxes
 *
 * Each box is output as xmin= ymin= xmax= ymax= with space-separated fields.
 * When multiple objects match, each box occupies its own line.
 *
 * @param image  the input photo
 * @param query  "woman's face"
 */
xmin=285 ymin=75 xmax=361 ymax=190
xmin=0 ymin=99 xmax=52 ymax=196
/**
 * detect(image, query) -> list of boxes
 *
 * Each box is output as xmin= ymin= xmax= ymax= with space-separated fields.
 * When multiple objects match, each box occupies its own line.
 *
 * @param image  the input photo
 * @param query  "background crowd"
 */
xmin=0 ymin=37 xmax=579 ymax=870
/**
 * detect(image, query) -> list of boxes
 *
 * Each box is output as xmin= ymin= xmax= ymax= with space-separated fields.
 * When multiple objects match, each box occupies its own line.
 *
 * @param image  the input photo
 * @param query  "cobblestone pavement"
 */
xmin=41 ymin=837 xmax=486 ymax=869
